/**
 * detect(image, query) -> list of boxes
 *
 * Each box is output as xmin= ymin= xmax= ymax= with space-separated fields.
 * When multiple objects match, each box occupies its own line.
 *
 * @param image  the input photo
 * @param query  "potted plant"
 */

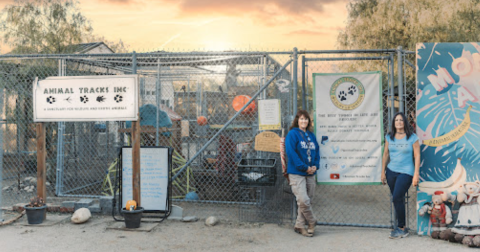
xmin=24 ymin=196 xmax=47 ymax=224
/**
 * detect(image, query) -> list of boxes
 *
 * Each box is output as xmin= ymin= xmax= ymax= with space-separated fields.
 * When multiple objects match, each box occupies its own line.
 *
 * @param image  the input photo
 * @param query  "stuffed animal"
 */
xmin=445 ymin=181 xmax=480 ymax=247
xmin=419 ymin=190 xmax=452 ymax=239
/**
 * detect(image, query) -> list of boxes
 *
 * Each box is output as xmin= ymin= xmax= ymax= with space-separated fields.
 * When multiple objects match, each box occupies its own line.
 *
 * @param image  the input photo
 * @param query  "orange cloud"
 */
xmin=286 ymin=30 xmax=328 ymax=36
xmin=160 ymin=0 xmax=347 ymax=24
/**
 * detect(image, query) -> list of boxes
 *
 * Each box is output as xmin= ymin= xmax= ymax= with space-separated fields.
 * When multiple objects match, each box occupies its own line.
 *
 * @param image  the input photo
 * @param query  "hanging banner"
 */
xmin=313 ymin=71 xmax=383 ymax=185
xmin=33 ymin=75 xmax=139 ymax=122
xmin=416 ymin=43 xmax=480 ymax=236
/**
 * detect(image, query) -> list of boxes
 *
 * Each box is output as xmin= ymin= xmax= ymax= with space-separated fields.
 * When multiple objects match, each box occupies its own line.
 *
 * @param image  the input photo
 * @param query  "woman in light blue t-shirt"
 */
xmin=381 ymin=112 xmax=420 ymax=239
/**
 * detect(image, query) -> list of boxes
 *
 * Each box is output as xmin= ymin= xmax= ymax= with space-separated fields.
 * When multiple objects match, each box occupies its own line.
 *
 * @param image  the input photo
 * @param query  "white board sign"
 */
xmin=258 ymin=99 xmax=281 ymax=130
xmin=122 ymin=147 xmax=170 ymax=211
xmin=33 ymin=75 xmax=138 ymax=122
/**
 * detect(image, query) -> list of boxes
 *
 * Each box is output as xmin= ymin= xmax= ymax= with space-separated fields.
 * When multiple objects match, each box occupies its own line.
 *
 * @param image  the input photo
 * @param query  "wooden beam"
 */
xmin=132 ymin=116 xmax=141 ymax=206
xmin=36 ymin=123 xmax=46 ymax=202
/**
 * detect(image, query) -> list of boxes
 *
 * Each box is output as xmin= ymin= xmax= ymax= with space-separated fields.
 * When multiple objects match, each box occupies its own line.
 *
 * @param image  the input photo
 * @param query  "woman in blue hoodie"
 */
xmin=285 ymin=110 xmax=320 ymax=237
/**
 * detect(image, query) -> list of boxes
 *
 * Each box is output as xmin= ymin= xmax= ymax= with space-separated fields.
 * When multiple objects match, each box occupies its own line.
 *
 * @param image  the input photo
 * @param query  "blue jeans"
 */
xmin=386 ymin=168 xmax=412 ymax=228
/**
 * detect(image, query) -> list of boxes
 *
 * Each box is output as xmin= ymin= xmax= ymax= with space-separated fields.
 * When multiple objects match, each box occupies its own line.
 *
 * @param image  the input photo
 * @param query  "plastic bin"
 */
xmin=237 ymin=158 xmax=276 ymax=187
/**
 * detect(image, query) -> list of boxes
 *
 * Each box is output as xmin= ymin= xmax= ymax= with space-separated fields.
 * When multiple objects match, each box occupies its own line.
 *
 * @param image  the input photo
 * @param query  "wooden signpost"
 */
xmin=33 ymin=75 xmax=139 ymax=208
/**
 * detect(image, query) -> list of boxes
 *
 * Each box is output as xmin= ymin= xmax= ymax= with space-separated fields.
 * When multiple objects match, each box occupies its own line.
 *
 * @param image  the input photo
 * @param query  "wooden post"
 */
xmin=36 ymin=123 xmax=46 ymax=202
xmin=132 ymin=116 xmax=141 ymax=206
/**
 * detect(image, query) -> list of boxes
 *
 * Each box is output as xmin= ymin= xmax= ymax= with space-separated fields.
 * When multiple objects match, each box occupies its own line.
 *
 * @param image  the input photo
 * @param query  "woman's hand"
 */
xmin=381 ymin=172 xmax=387 ymax=185
xmin=412 ymin=174 xmax=419 ymax=187
xmin=307 ymin=166 xmax=316 ymax=175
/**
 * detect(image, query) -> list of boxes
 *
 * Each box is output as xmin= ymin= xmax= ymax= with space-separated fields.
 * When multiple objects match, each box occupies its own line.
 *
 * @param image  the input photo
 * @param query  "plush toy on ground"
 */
xmin=419 ymin=190 xmax=452 ymax=239
xmin=442 ymin=181 xmax=480 ymax=247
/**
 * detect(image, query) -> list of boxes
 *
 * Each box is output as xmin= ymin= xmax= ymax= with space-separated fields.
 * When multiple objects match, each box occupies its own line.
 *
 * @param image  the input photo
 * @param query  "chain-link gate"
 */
xmin=299 ymin=49 xmax=418 ymax=230
xmin=0 ymin=48 xmax=418 ymax=228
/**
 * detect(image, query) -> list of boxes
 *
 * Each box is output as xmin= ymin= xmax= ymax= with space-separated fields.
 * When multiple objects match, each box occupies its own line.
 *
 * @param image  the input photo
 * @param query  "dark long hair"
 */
xmin=388 ymin=112 xmax=413 ymax=141
xmin=290 ymin=110 xmax=313 ymax=132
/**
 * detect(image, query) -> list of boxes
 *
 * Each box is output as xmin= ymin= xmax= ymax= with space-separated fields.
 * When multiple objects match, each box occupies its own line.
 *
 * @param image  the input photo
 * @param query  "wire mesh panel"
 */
xmin=0 ymin=49 xmax=416 ymax=227
xmin=403 ymin=51 xmax=418 ymax=231
xmin=0 ymin=51 xmax=295 ymax=224
xmin=302 ymin=51 xmax=395 ymax=227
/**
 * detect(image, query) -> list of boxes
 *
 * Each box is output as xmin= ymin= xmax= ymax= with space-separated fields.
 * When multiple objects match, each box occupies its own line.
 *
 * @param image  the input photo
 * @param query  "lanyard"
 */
xmin=299 ymin=130 xmax=312 ymax=165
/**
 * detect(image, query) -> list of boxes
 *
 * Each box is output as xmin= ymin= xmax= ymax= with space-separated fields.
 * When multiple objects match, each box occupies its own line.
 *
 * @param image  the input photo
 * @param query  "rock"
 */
xmin=205 ymin=216 xmax=219 ymax=226
xmin=2 ymin=186 xmax=9 ymax=191
xmin=71 ymin=208 xmax=91 ymax=224
xmin=46 ymin=182 xmax=51 ymax=186
xmin=182 ymin=216 xmax=199 ymax=222
xmin=30 ymin=178 xmax=37 ymax=184
xmin=24 ymin=177 xmax=34 ymax=182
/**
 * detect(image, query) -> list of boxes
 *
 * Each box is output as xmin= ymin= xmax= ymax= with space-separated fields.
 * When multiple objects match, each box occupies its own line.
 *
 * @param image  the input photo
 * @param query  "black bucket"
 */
xmin=121 ymin=207 xmax=144 ymax=228
xmin=25 ymin=205 xmax=47 ymax=224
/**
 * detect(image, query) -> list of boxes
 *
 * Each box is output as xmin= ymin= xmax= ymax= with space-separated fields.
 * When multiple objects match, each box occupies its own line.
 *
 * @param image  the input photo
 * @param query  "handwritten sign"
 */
xmin=258 ymin=99 xmax=281 ymax=130
xmin=122 ymin=147 xmax=170 ymax=211
xmin=255 ymin=131 xmax=280 ymax=153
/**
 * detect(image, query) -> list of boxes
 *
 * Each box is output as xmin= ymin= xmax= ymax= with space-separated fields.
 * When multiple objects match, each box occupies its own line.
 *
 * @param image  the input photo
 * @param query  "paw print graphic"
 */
xmin=80 ymin=95 xmax=89 ymax=104
xmin=114 ymin=94 xmax=123 ymax=103
xmin=46 ymin=96 xmax=55 ymax=104
xmin=348 ymin=85 xmax=357 ymax=95
xmin=338 ymin=91 xmax=347 ymax=101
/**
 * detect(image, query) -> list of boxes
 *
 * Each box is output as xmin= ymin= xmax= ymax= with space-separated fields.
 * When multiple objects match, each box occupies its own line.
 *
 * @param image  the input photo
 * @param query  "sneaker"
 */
xmin=389 ymin=227 xmax=409 ymax=239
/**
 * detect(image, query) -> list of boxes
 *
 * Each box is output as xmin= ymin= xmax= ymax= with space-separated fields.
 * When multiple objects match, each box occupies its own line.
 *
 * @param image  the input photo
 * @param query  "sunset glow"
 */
xmin=0 ymin=0 xmax=349 ymax=52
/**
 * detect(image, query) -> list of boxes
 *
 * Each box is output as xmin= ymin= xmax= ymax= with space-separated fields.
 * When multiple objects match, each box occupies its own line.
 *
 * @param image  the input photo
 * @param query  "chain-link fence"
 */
xmin=0 ymin=48 xmax=417 ymax=229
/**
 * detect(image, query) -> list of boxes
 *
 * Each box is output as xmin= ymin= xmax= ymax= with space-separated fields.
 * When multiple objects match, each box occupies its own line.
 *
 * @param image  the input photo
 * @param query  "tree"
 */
xmin=0 ymin=0 xmax=93 ymax=53
xmin=337 ymin=0 xmax=480 ymax=51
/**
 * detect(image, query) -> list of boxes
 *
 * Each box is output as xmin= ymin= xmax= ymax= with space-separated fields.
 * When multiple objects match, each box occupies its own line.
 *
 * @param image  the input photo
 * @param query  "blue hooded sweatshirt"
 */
xmin=285 ymin=128 xmax=320 ymax=176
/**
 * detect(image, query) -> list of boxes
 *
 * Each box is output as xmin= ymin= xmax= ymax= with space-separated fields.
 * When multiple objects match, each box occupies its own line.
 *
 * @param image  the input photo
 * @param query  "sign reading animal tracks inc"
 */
xmin=33 ymin=75 xmax=139 ymax=122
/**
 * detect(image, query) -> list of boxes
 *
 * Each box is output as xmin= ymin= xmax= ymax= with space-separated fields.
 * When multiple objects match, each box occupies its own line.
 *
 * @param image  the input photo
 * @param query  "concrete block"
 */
xmin=61 ymin=201 xmax=76 ymax=208
xmin=88 ymin=204 xmax=101 ymax=213
xmin=168 ymin=205 xmax=183 ymax=220
xmin=74 ymin=199 xmax=94 ymax=211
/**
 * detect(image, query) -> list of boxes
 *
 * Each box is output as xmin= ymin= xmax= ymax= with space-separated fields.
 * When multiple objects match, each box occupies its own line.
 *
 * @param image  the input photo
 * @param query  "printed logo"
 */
xmin=330 ymin=173 xmax=340 ymax=179
xmin=330 ymin=77 xmax=365 ymax=110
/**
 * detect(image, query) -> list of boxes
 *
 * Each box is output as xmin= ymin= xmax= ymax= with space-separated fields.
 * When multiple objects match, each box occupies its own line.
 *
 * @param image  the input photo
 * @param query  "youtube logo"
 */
xmin=330 ymin=173 xmax=340 ymax=179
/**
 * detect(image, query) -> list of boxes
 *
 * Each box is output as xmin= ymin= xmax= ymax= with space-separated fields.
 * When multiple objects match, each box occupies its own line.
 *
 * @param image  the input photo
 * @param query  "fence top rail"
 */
xmin=300 ymin=49 xmax=398 ymax=54
xmin=0 ymin=50 xmax=293 ymax=59
xmin=305 ymin=56 xmax=390 ymax=61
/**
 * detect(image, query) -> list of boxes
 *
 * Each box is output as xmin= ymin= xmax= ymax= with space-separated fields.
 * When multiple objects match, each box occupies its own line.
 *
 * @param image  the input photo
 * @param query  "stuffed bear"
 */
xmin=445 ymin=181 xmax=480 ymax=247
xmin=419 ymin=191 xmax=452 ymax=239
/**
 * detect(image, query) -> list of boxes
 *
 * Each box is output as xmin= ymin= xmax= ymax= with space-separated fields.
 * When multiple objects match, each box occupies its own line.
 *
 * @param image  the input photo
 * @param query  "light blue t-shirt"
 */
xmin=385 ymin=133 xmax=419 ymax=176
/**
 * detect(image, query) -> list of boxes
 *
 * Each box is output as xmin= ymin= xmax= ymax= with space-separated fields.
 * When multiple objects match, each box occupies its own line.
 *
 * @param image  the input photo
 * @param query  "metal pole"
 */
xmin=262 ymin=55 xmax=267 ymax=99
xmin=301 ymin=55 xmax=306 ymax=110
xmin=172 ymin=59 xmax=293 ymax=180
xmin=389 ymin=53 xmax=395 ymax=127
xmin=156 ymin=58 xmax=160 ymax=146
xmin=292 ymin=48 xmax=298 ymax=113
xmin=397 ymin=46 xmax=404 ymax=113
xmin=56 ymin=59 xmax=65 ymax=196
xmin=0 ymin=88 xmax=4 ymax=222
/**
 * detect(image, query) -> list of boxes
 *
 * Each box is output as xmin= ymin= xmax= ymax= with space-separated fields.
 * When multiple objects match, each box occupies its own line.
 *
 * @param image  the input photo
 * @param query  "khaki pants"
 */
xmin=289 ymin=174 xmax=316 ymax=229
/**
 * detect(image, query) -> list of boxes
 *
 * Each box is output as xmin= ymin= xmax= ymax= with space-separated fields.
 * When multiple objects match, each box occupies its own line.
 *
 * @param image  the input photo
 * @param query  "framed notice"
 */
xmin=33 ymin=75 xmax=138 ymax=122
xmin=313 ymin=71 xmax=383 ymax=185
xmin=121 ymin=147 xmax=172 ymax=212
xmin=258 ymin=99 xmax=281 ymax=130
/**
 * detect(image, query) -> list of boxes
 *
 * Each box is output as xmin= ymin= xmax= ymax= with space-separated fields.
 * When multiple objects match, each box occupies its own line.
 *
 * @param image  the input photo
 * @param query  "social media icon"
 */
xmin=330 ymin=173 xmax=340 ymax=179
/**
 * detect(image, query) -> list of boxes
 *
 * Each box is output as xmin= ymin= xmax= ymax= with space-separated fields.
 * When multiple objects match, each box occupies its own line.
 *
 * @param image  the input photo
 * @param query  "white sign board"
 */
xmin=33 ymin=75 xmax=138 ymax=122
xmin=122 ymin=147 xmax=170 ymax=211
xmin=258 ymin=99 xmax=281 ymax=130
xmin=314 ymin=71 xmax=383 ymax=185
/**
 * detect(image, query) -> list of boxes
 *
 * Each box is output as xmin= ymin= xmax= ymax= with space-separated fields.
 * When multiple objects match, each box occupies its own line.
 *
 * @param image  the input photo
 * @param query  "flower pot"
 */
xmin=24 ymin=205 xmax=47 ymax=224
xmin=121 ymin=207 xmax=144 ymax=228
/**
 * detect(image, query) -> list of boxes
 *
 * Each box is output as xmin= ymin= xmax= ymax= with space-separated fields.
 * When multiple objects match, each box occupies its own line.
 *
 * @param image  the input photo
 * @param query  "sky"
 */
xmin=0 ymin=0 xmax=350 ymax=51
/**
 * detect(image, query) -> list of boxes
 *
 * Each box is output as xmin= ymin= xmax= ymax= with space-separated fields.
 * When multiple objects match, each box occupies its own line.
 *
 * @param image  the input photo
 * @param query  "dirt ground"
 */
xmin=0 ymin=211 xmax=473 ymax=252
